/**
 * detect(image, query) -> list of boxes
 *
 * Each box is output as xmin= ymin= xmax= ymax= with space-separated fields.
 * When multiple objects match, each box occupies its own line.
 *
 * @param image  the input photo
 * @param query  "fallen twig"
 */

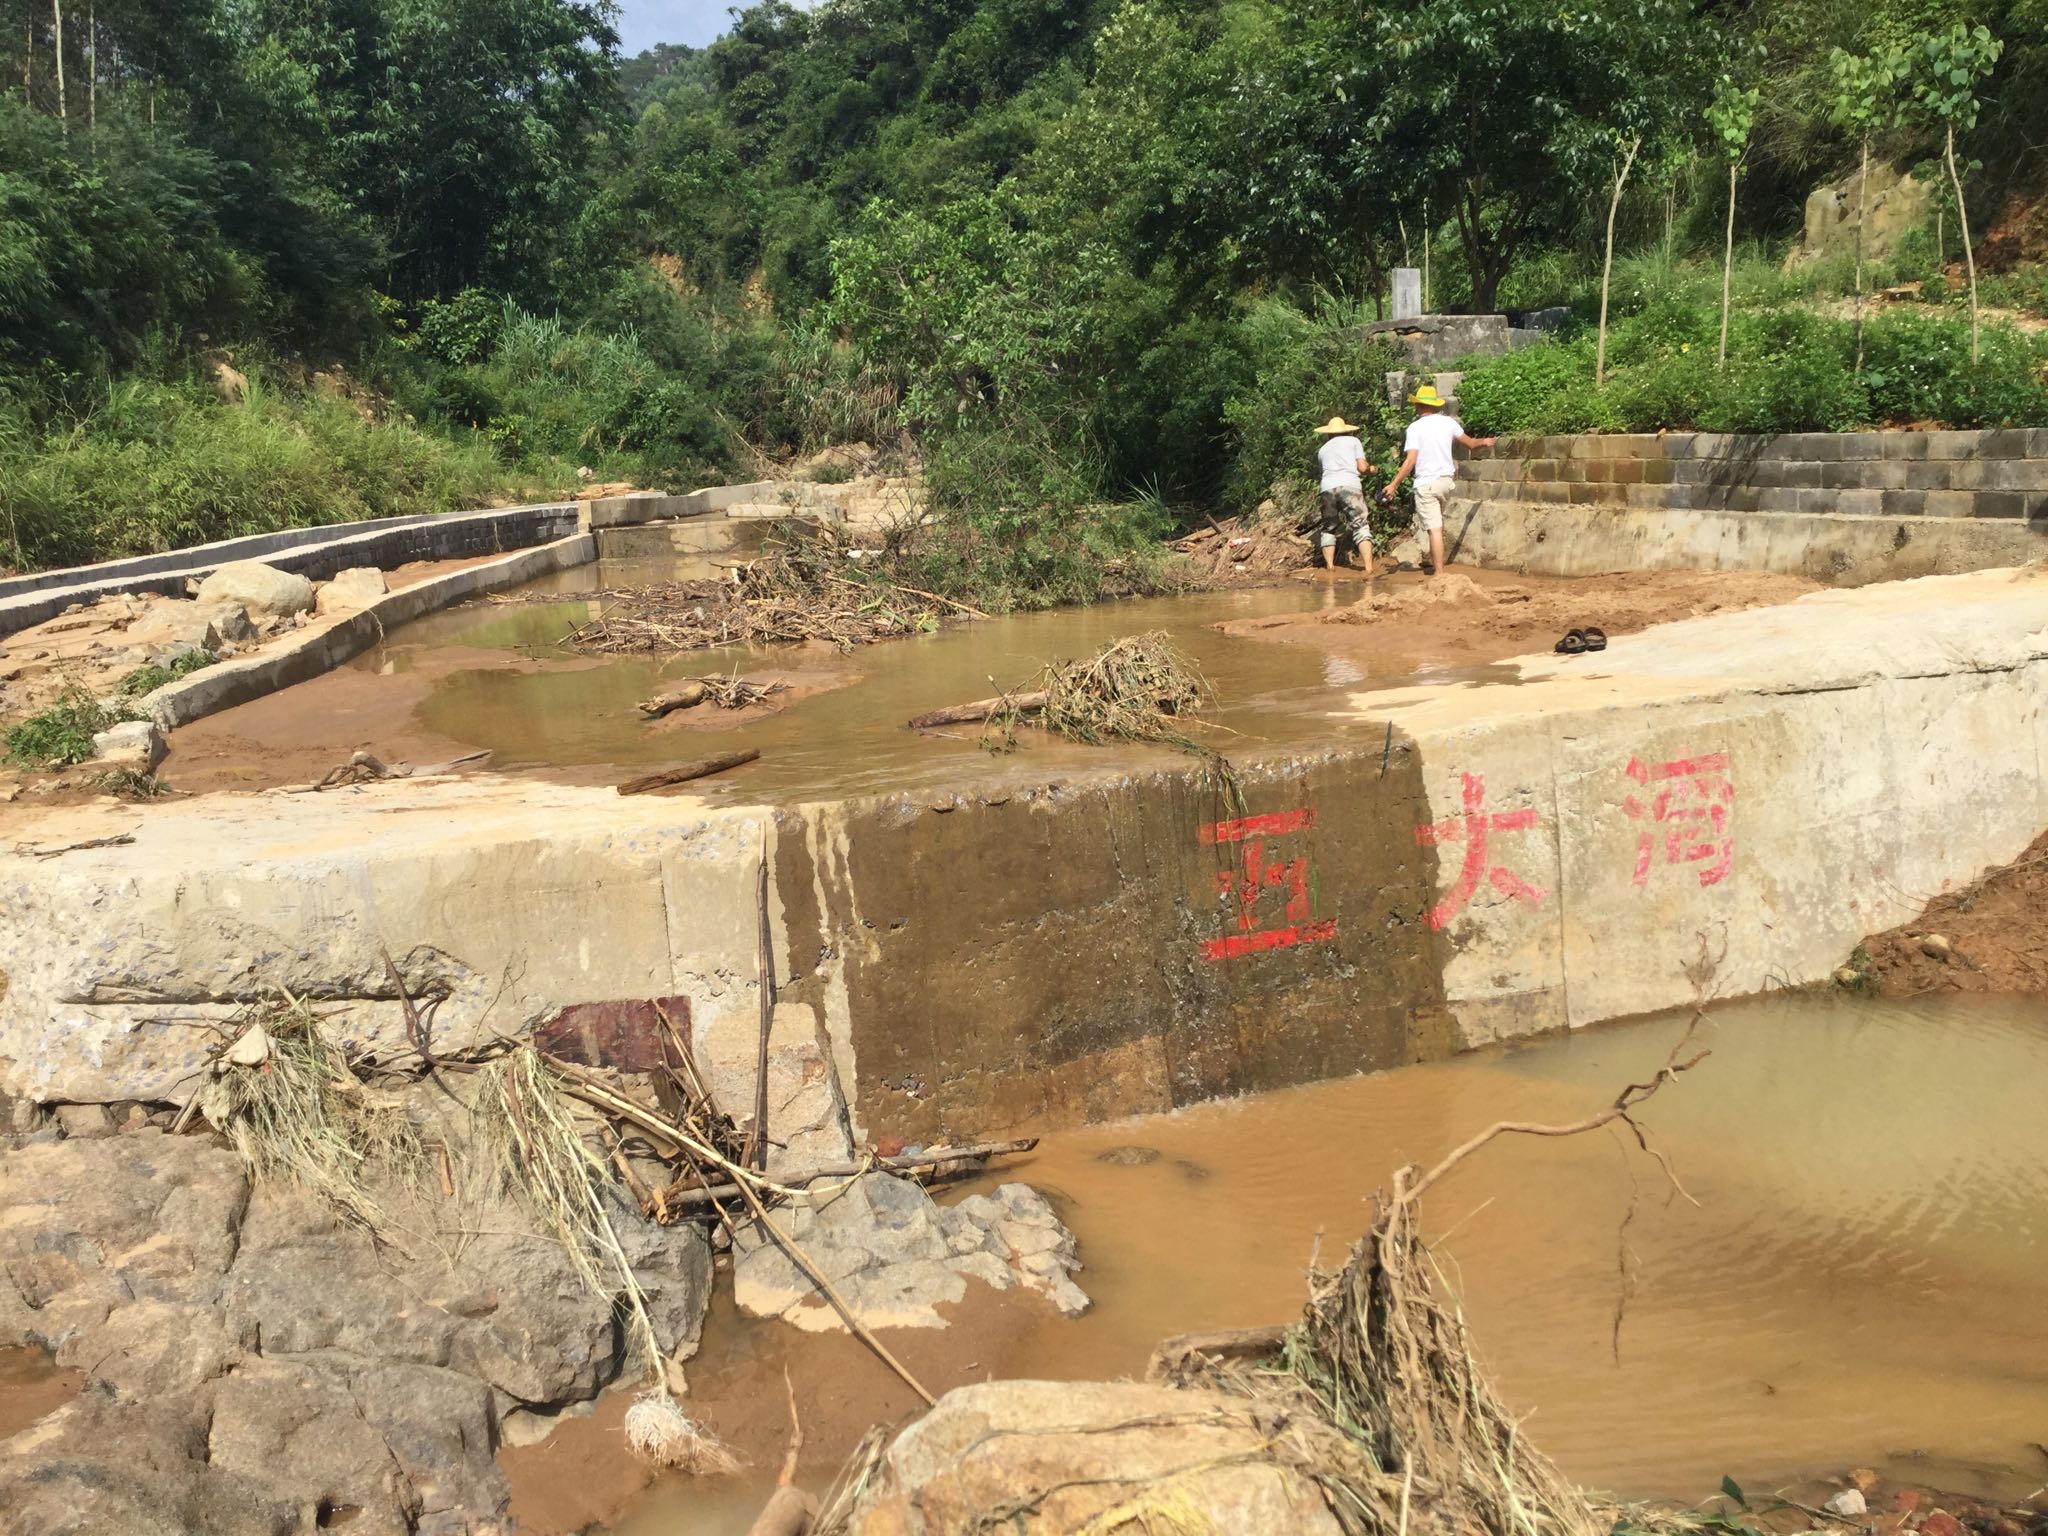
xmin=15 ymin=831 xmax=138 ymax=859
xmin=658 ymin=1138 xmax=1039 ymax=1210
xmin=616 ymin=747 xmax=761 ymax=795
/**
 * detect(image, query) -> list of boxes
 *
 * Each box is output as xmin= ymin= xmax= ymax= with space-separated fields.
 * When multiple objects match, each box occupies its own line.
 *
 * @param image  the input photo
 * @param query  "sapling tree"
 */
xmin=1908 ymin=22 xmax=2003 ymax=363
xmin=1704 ymin=74 xmax=1760 ymax=369
xmin=1594 ymin=133 xmax=1642 ymax=387
xmin=1827 ymin=46 xmax=1903 ymax=374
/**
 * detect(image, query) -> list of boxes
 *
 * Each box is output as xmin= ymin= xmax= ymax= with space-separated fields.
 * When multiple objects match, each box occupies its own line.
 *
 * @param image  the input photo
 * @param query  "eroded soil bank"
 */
xmin=583 ymin=991 xmax=2048 ymax=1535
xmin=1853 ymin=826 xmax=2048 ymax=994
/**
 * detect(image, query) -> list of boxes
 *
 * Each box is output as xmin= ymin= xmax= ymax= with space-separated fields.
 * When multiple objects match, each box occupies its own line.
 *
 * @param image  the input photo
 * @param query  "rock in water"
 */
xmin=1825 ymin=1490 xmax=1868 ymax=1518
xmin=837 ymin=1380 xmax=1347 ymax=1534
xmin=193 ymin=561 xmax=315 ymax=621
xmin=1095 ymin=1144 xmax=1161 ymax=1166
xmin=733 ymin=1173 xmax=1088 ymax=1331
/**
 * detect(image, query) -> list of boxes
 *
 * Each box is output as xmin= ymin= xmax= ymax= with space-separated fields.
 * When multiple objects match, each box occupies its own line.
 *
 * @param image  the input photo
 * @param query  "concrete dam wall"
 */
xmin=6 ymin=567 xmax=2044 ymax=1143
xmin=1446 ymin=427 xmax=2048 ymax=583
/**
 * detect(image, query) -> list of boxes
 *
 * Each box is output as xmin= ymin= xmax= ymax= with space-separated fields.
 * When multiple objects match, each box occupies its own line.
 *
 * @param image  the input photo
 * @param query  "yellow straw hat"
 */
xmin=1408 ymin=385 xmax=1448 ymax=409
xmin=1312 ymin=416 xmax=1361 ymax=435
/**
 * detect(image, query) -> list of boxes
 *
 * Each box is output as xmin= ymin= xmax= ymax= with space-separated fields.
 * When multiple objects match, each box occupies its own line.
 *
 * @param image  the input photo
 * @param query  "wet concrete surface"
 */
xmin=585 ymin=990 xmax=2048 ymax=1534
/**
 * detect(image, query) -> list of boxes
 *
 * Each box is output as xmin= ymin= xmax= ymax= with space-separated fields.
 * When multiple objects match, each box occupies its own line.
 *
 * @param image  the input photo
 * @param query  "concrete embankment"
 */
xmin=1447 ymin=427 xmax=2048 ymax=583
xmin=4 ymin=567 xmax=2044 ymax=1139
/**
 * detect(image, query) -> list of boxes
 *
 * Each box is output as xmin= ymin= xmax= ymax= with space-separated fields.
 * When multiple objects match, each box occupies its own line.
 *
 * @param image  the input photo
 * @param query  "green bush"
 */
xmin=0 ymin=377 xmax=516 ymax=572
xmin=5 ymin=689 xmax=139 ymax=770
xmin=119 ymin=650 xmax=216 ymax=697
xmin=1454 ymin=342 xmax=1599 ymax=437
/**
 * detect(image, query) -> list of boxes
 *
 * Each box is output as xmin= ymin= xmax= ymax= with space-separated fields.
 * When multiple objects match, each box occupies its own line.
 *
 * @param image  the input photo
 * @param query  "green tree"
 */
xmin=1704 ymin=74 xmax=1759 ymax=368
xmin=1906 ymin=20 xmax=2003 ymax=362
xmin=1827 ymin=45 xmax=1903 ymax=373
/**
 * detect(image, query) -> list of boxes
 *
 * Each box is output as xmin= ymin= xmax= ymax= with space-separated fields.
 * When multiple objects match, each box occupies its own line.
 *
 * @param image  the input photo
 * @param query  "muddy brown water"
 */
xmin=165 ymin=563 xmax=1543 ymax=798
xmin=588 ymin=991 xmax=2048 ymax=1535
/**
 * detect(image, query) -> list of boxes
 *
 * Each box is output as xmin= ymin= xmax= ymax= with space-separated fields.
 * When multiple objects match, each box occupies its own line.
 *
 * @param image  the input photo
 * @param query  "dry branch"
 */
xmin=616 ymin=747 xmax=761 ymax=795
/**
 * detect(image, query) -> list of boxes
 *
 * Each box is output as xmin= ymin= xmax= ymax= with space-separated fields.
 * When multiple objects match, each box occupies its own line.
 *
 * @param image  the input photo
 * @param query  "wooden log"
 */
xmin=660 ymin=1137 xmax=1039 ymax=1210
xmin=615 ymin=747 xmax=760 ymax=796
xmin=906 ymin=691 xmax=1049 ymax=730
xmin=1145 ymin=1324 xmax=1289 ymax=1384
xmin=638 ymin=681 xmax=710 ymax=718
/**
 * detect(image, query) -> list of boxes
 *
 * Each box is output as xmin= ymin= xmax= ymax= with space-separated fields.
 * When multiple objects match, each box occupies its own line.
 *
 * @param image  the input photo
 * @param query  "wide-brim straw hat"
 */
xmin=1312 ymin=416 xmax=1361 ymax=435
xmin=1408 ymin=385 xmax=1448 ymax=409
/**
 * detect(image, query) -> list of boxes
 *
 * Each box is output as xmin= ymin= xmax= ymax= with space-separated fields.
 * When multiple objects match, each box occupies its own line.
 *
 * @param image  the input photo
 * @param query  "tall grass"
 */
xmin=0 ymin=376 xmax=519 ymax=573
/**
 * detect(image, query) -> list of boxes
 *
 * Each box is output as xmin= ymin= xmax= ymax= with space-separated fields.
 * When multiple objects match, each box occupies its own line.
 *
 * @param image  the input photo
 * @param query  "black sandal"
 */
xmin=1582 ymin=627 xmax=1608 ymax=652
xmin=1555 ymin=630 xmax=1587 ymax=655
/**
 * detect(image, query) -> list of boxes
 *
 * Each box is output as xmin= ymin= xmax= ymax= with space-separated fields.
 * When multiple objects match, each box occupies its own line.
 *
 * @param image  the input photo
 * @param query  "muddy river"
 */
xmin=576 ymin=990 xmax=2048 ymax=1534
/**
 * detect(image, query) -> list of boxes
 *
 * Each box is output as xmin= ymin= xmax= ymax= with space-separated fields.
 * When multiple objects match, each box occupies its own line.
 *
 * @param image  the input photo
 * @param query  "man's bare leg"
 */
xmin=1356 ymin=538 xmax=1374 ymax=579
xmin=1428 ymin=528 xmax=1447 ymax=577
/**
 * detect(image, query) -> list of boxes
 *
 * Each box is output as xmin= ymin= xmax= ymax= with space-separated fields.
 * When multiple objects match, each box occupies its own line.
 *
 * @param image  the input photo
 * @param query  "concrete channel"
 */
xmin=4 ymin=465 xmax=2045 ymax=1143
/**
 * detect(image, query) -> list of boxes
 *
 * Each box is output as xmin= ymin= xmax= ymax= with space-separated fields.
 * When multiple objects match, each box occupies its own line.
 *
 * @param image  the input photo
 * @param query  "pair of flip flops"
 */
xmin=1555 ymin=627 xmax=1608 ymax=655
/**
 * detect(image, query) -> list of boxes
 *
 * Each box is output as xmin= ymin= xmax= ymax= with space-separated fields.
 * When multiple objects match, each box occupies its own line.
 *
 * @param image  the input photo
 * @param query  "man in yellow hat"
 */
xmin=1382 ymin=385 xmax=1495 ymax=578
xmin=1311 ymin=416 xmax=1378 ymax=575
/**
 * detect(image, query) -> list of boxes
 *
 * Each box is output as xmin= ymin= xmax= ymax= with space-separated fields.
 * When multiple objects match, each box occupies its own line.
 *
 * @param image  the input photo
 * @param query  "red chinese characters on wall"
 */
xmin=1413 ymin=773 xmax=1550 ymax=931
xmin=1623 ymin=750 xmax=1736 ymax=888
xmin=1198 ymin=807 xmax=1337 ymax=961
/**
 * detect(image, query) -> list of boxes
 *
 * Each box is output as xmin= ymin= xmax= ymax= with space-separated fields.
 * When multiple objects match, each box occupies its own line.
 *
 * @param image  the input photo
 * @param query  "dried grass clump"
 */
xmin=472 ymin=1047 xmax=738 ymax=1474
xmin=202 ymin=995 xmax=426 ymax=1243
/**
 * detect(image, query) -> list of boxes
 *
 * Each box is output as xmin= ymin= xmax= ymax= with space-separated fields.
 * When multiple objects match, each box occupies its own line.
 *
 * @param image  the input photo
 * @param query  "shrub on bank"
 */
xmin=1454 ymin=304 xmax=2048 ymax=437
xmin=0 ymin=378 xmax=517 ymax=574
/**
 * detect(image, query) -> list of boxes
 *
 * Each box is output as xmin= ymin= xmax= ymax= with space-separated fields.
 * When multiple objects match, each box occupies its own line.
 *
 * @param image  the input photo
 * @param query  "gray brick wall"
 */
xmin=1457 ymin=429 xmax=2048 ymax=519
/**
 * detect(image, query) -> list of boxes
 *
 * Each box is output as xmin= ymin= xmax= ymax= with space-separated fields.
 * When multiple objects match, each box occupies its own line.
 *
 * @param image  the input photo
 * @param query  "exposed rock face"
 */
xmin=1796 ymin=160 xmax=1931 ymax=267
xmin=192 ymin=561 xmax=316 ymax=621
xmin=734 ymin=1173 xmax=1085 ymax=1332
xmin=0 ymin=1130 xmax=713 ymax=1535
xmin=696 ymin=999 xmax=854 ymax=1175
xmin=840 ymin=1379 xmax=1347 ymax=1534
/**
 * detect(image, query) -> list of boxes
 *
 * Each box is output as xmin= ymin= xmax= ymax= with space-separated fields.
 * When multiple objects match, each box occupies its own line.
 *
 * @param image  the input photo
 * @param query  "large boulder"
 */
xmin=192 ymin=561 xmax=315 ymax=621
xmin=315 ymin=566 xmax=390 ymax=617
xmin=840 ymin=1379 xmax=1347 ymax=1535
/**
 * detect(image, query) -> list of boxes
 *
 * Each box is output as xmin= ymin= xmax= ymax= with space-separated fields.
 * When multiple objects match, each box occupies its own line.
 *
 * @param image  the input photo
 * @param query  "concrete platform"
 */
xmin=3 ymin=567 xmax=2044 ymax=1138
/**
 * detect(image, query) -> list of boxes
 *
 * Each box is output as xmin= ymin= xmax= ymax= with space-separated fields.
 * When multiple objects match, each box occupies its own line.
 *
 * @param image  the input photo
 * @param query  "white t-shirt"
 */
xmin=1403 ymin=413 xmax=1465 ymax=483
xmin=1317 ymin=435 xmax=1365 ymax=492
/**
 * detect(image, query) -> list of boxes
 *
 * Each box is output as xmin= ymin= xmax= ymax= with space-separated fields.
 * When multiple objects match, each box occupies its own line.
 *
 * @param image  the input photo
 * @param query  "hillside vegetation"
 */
xmin=3 ymin=0 xmax=2046 ymax=597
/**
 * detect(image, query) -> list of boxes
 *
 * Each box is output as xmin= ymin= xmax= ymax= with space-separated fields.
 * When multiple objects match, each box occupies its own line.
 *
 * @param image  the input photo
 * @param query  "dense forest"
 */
xmin=2 ymin=0 xmax=2046 ymax=599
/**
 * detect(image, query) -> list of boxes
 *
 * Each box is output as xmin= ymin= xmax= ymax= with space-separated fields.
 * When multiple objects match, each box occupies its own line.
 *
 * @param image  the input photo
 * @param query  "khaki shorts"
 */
xmin=1413 ymin=476 xmax=1455 ymax=532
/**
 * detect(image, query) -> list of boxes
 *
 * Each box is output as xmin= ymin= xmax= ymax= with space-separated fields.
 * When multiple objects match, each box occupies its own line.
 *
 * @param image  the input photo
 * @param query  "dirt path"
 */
xmin=1218 ymin=567 xmax=1824 ymax=666
xmin=1852 ymin=828 xmax=2048 ymax=995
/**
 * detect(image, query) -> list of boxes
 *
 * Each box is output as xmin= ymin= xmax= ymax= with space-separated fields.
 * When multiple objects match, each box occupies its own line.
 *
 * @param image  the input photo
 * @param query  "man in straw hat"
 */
xmin=1311 ymin=415 xmax=1378 ymax=575
xmin=1382 ymin=384 xmax=1495 ymax=578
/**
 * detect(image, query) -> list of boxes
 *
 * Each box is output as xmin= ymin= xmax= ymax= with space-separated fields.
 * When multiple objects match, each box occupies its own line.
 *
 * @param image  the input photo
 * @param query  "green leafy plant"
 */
xmin=1704 ymin=75 xmax=1761 ymax=368
xmin=1827 ymin=47 xmax=1905 ymax=373
xmin=4 ymin=689 xmax=140 ymax=770
xmin=1906 ymin=22 xmax=2005 ymax=362
xmin=118 ymin=649 xmax=216 ymax=697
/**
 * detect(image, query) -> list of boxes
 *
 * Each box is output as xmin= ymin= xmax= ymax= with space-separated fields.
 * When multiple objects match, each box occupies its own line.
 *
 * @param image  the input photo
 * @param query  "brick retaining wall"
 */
xmin=1459 ymin=429 xmax=2048 ymax=520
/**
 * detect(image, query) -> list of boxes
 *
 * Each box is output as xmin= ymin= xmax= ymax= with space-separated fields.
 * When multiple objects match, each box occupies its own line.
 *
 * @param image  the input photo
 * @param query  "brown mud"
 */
xmin=1858 ymin=828 xmax=2048 ymax=994
xmin=1219 ymin=568 xmax=1823 ymax=667
xmin=521 ymin=992 xmax=2048 ymax=1535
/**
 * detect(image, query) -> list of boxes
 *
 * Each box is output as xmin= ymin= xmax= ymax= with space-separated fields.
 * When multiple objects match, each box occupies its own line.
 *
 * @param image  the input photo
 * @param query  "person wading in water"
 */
xmin=1382 ymin=385 xmax=1495 ymax=578
xmin=1311 ymin=415 xmax=1377 ymax=576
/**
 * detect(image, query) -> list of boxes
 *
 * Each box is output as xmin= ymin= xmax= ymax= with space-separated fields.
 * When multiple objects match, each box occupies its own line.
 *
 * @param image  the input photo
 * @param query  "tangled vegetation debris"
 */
xmin=560 ymin=527 xmax=977 ymax=656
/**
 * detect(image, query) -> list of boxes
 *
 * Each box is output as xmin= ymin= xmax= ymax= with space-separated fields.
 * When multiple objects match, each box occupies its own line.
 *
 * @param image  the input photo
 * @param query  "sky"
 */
xmin=613 ymin=0 xmax=742 ymax=53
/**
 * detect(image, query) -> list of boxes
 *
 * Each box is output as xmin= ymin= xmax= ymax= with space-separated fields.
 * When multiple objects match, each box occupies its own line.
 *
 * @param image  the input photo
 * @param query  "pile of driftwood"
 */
xmin=1172 ymin=504 xmax=1315 ymax=582
xmin=907 ymin=632 xmax=1216 ymax=757
xmin=639 ymin=673 xmax=789 ymax=719
xmin=562 ymin=534 xmax=986 ymax=658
